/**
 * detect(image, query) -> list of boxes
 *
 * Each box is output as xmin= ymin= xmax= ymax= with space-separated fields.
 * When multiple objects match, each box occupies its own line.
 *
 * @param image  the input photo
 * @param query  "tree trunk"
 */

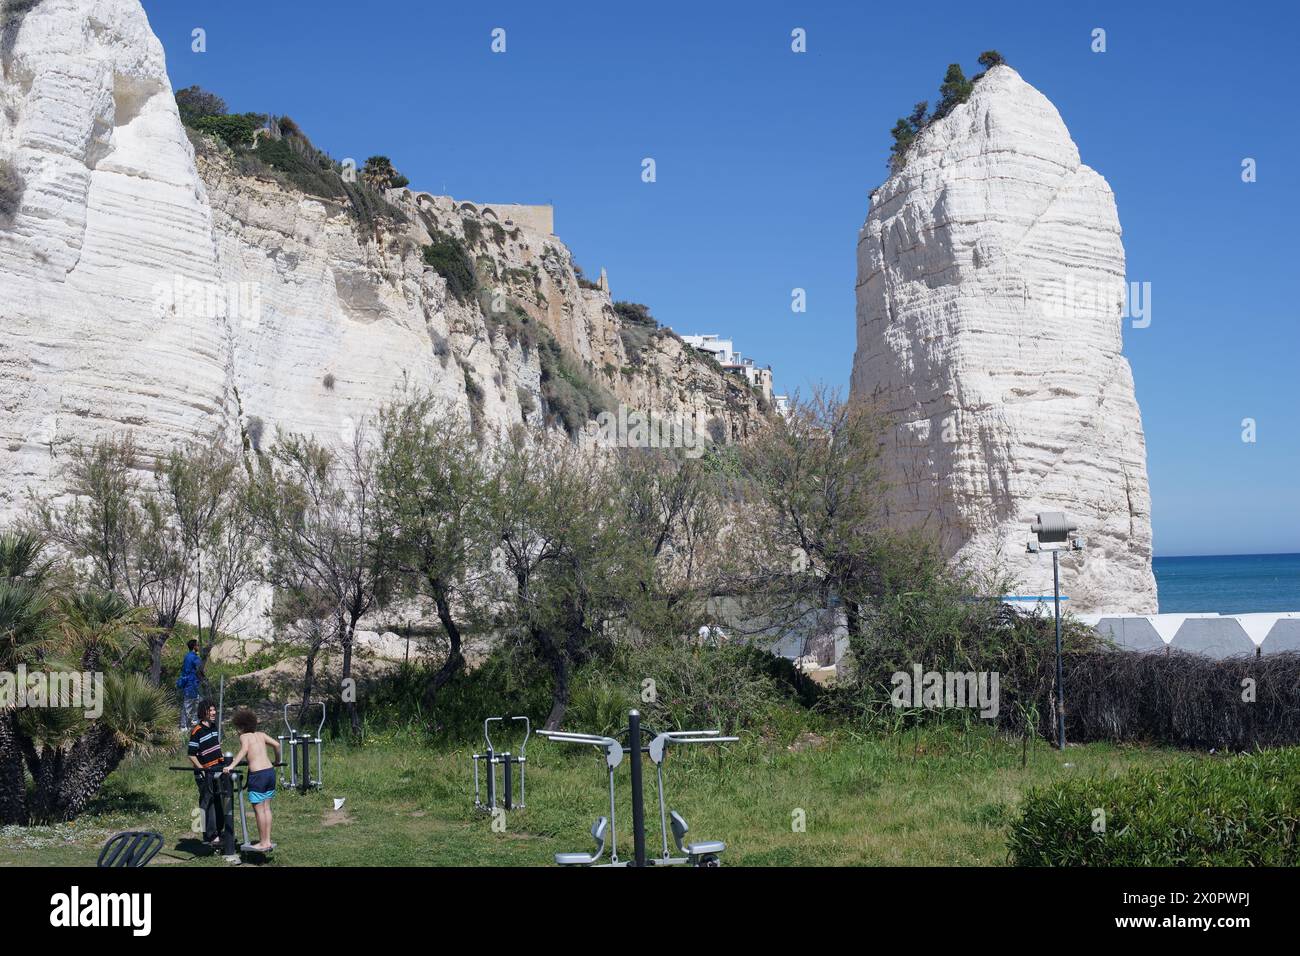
xmin=35 ymin=724 xmax=128 ymax=823
xmin=341 ymin=619 xmax=361 ymax=738
xmin=543 ymin=652 xmax=570 ymax=731
xmin=0 ymin=713 xmax=30 ymax=825
xmin=535 ymin=626 xmax=570 ymax=731
xmin=421 ymin=584 xmax=465 ymax=710
xmin=300 ymin=643 xmax=320 ymax=725
xmin=844 ymin=599 xmax=863 ymax=656
xmin=28 ymin=742 xmax=66 ymax=823
xmin=149 ymin=631 xmax=167 ymax=687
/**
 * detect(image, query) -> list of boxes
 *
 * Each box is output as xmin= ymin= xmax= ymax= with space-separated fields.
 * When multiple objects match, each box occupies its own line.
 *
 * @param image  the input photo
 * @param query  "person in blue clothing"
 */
xmin=177 ymin=639 xmax=202 ymax=730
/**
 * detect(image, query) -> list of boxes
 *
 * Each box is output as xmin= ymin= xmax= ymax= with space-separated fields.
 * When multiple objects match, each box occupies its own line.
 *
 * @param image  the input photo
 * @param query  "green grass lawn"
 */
xmin=0 ymin=725 xmax=1190 ymax=867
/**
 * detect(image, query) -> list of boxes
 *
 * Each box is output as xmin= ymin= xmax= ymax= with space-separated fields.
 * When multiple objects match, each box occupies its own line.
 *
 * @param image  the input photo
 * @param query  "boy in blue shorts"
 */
xmin=225 ymin=708 xmax=281 ymax=850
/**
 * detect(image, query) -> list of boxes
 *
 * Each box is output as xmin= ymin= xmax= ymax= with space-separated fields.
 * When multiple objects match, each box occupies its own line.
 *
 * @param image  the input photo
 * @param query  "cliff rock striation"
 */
xmin=0 ymin=0 xmax=764 ymax=520
xmin=850 ymin=65 xmax=1156 ymax=614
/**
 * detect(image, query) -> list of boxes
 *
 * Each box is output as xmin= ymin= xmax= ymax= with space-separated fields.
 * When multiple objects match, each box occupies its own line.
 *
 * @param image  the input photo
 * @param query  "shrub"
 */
xmin=573 ymin=263 xmax=601 ymax=290
xmin=461 ymin=218 xmax=482 ymax=247
xmin=831 ymin=542 xmax=1103 ymax=738
xmin=516 ymin=386 xmax=537 ymax=417
xmin=888 ymin=119 xmax=917 ymax=169
xmin=174 ymin=85 xmax=227 ymax=126
xmin=212 ymin=115 xmax=405 ymax=227
xmin=0 ymin=158 xmax=23 ymax=227
xmin=567 ymin=670 xmax=637 ymax=735
xmin=322 ymin=372 xmax=335 ymax=390
xmin=614 ymin=301 xmax=658 ymax=364
xmin=358 ymin=653 xmax=554 ymax=742
xmin=253 ymin=134 xmax=345 ymax=199
xmin=462 ymin=365 xmax=485 ymax=435
xmin=619 ymin=641 xmax=819 ymax=737
xmin=538 ymin=338 xmax=613 ymax=436
xmin=541 ymin=368 xmax=595 ymax=436
xmin=1058 ymin=649 xmax=1300 ymax=749
xmin=423 ymin=232 xmax=477 ymax=304
xmin=613 ymin=301 xmax=654 ymax=326
xmin=193 ymin=112 xmax=267 ymax=149
xmin=245 ymin=415 xmax=265 ymax=452
xmin=462 ymin=366 xmax=484 ymax=405
xmin=342 ymin=177 xmax=407 ymax=229
xmin=1008 ymin=748 xmax=1300 ymax=865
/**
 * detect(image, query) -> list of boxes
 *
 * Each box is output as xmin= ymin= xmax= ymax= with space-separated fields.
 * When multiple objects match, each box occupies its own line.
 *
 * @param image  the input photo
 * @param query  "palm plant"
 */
xmin=59 ymin=590 xmax=153 ymax=672
xmin=0 ymin=530 xmax=57 ymax=824
xmin=0 ymin=528 xmax=173 ymax=824
xmin=18 ymin=670 xmax=171 ymax=822
xmin=362 ymin=155 xmax=398 ymax=191
xmin=0 ymin=529 xmax=53 ymax=585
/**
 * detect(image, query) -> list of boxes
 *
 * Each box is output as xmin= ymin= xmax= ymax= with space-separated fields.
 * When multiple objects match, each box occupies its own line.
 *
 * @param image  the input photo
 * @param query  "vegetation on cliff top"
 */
xmin=888 ymin=51 xmax=1006 ymax=171
xmin=612 ymin=300 xmax=661 ymax=367
xmin=175 ymin=86 xmax=407 ymax=226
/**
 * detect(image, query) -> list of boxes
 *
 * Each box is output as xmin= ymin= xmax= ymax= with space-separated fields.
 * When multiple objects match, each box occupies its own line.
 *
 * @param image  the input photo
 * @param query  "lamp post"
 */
xmin=1027 ymin=512 xmax=1085 ymax=751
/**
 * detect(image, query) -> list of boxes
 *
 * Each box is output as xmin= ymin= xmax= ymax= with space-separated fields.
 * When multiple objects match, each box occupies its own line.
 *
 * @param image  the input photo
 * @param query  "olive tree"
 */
xmin=488 ymin=432 xmax=644 ymax=730
xmin=374 ymin=391 xmax=491 ymax=708
xmin=249 ymin=427 xmax=386 ymax=735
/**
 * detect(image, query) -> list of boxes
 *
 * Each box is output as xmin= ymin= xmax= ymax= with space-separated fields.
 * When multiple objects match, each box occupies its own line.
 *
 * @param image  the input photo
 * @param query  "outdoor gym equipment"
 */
xmin=649 ymin=730 xmax=733 ymax=866
xmin=537 ymin=709 xmax=736 ymax=867
xmin=279 ymin=701 xmax=325 ymax=793
xmin=472 ymin=716 xmax=530 ymax=811
xmin=169 ymin=758 xmax=284 ymax=859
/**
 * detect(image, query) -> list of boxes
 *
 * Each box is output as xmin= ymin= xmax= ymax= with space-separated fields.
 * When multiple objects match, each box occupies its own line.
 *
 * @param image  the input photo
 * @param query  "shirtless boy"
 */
xmin=225 ymin=709 xmax=281 ymax=850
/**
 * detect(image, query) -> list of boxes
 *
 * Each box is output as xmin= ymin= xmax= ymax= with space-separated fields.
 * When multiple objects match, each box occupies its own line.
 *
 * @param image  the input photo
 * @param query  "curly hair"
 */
xmin=232 ymin=708 xmax=258 ymax=734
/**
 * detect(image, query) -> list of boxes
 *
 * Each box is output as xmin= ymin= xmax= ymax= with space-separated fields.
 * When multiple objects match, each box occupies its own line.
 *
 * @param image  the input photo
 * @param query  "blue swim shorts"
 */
xmin=246 ymin=768 xmax=276 ymax=804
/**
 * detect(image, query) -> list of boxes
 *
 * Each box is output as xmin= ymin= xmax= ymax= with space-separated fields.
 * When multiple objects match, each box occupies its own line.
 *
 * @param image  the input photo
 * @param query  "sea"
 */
xmin=1153 ymin=553 xmax=1300 ymax=614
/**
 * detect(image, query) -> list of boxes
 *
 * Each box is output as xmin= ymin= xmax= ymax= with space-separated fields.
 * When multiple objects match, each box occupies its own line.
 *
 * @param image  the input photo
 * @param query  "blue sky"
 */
xmin=140 ymin=0 xmax=1299 ymax=557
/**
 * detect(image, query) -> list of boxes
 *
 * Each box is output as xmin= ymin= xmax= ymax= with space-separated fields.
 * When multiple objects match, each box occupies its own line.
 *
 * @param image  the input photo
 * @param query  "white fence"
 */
xmin=1079 ymin=612 xmax=1300 ymax=658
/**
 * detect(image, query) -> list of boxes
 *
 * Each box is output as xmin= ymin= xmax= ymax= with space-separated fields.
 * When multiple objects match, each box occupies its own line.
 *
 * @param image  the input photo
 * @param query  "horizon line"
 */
xmin=1154 ymin=551 xmax=1300 ymax=560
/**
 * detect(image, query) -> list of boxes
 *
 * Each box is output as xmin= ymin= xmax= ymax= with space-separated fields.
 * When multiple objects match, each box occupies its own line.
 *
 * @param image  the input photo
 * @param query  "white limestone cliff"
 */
xmin=0 ymin=0 xmax=764 ymax=526
xmin=850 ymin=65 xmax=1157 ymax=614
xmin=1 ymin=0 xmax=237 ymax=499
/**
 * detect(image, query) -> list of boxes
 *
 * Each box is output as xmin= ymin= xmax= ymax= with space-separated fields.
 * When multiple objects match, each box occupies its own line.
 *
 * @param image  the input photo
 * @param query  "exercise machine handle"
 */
xmin=512 ymin=715 xmax=530 ymax=757
xmin=483 ymin=716 xmax=503 ymax=752
xmin=648 ymin=730 xmax=739 ymax=762
xmin=537 ymin=730 xmax=624 ymax=769
xmin=283 ymin=700 xmax=327 ymax=738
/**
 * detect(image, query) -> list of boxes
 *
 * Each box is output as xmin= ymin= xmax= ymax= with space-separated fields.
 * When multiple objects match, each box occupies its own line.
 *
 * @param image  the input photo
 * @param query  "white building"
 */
xmin=678 ymin=333 xmax=777 ymax=403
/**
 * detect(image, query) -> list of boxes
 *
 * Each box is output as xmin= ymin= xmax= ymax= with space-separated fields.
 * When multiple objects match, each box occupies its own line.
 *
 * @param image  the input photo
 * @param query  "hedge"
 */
xmin=1057 ymin=649 xmax=1300 ymax=750
xmin=1007 ymin=747 xmax=1300 ymax=865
